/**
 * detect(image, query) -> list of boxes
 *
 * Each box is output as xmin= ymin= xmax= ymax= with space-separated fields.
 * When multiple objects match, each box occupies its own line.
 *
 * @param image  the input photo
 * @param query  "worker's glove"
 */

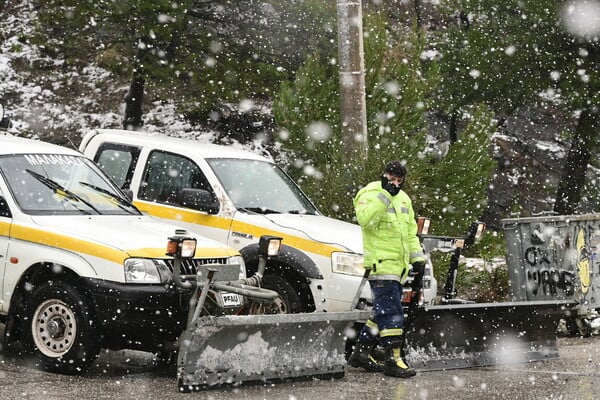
xmin=381 ymin=175 xmax=401 ymax=196
xmin=411 ymin=261 xmax=425 ymax=277
xmin=410 ymin=261 xmax=426 ymax=291
xmin=407 ymin=261 xmax=425 ymax=308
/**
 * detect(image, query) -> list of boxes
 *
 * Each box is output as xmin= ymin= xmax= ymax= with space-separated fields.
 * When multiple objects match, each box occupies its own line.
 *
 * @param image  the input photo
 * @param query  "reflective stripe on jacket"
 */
xmin=354 ymin=181 xmax=425 ymax=281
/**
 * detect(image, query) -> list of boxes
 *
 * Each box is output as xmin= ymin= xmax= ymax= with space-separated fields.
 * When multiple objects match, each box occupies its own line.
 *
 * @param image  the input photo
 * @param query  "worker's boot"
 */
xmin=347 ymin=341 xmax=383 ymax=372
xmin=382 ymin=338 xmax=416 ymax=378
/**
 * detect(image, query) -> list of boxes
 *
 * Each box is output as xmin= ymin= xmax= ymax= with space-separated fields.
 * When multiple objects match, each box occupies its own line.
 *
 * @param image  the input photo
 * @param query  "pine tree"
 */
xmin=434 ymin=0 xmax=600 ymax=215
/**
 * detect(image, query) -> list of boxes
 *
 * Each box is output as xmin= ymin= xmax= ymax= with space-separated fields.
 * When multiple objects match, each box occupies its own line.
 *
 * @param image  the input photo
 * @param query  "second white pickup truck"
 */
xmin=80 ymin=129 xmax=373 ymax=313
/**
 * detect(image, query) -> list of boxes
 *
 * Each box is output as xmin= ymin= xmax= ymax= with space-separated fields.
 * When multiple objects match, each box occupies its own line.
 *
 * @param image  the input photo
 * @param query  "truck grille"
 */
xmin=165 ymin=258 xmax=229 ymax=276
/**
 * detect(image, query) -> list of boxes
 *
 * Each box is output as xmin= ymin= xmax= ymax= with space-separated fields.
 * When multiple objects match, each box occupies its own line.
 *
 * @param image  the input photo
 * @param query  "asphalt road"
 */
xmin=0 ymin=335 xmax=598 ymax=400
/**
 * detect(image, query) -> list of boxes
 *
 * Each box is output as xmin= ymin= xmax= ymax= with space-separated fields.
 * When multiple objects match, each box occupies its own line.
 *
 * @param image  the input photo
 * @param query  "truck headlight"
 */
xmin=124 ymin=259 xmax=170 ymax=284
xmin=331 ymin=252 xmax=364 ymax=276
xmin=226 ymin=255 xmax=246 ymax=278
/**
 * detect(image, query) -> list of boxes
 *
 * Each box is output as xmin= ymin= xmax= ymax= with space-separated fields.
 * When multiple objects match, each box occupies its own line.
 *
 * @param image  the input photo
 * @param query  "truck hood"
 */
xmin=28 ymin=215 xmax=235 ymax=256
xmin=262 ymin=213 xmax=363 ymax=253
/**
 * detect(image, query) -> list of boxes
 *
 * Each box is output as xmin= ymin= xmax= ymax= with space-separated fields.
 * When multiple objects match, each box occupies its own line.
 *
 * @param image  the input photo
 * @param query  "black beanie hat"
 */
xmin=383 ymin=161 xmax=407 ymax=177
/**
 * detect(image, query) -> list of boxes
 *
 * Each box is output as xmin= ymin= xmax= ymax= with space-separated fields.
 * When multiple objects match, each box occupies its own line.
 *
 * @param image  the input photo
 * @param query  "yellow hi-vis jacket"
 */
xmin=354 ymin=181 xmax=425 ymax=282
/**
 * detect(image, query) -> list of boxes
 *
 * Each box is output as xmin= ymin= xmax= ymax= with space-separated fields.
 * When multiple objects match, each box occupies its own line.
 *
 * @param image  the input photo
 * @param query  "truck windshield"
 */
xmin=207 ymin=158 xmax=318 ymax=215
xmin=0 ymin=154 xmax=140 ymax=215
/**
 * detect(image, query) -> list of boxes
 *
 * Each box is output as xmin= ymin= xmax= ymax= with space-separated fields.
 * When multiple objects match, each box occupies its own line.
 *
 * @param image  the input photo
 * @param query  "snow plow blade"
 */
xmin=405 ymin=300 xmax=572 ymax=371
xmin=177 ymin=310 xmax=371 ymax=391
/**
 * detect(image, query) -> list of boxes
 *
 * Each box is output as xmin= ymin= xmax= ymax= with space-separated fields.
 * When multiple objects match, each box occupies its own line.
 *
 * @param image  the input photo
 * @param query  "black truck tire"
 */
xmin=261 ymin=273 xmax=304 ymax=314
xmin=24 ymin=281 xmax=99 ymax=374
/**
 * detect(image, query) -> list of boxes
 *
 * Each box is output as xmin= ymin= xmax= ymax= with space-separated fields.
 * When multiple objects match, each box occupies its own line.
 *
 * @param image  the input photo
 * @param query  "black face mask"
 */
xmin=381 ymin=175 xmax=401 ymax=196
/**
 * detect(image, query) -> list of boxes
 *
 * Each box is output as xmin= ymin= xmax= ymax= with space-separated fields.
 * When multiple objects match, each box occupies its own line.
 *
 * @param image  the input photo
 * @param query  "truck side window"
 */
xmin=140 ymin=150 xmax=215 ymax=207
xmin=95 ymin=143 xmax=140 ymax=190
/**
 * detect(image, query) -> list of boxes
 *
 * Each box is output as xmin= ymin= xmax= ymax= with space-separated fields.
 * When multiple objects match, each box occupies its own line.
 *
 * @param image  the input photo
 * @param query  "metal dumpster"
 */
xmin=502 ymin=213 xmax=600 ymax=334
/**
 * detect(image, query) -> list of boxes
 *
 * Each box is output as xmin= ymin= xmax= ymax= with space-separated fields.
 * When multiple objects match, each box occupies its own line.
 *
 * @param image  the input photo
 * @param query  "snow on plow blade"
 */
xmin=405 ymin=300 xmax=573 ymax=371
xmin=177 ymin=310 xmax=371 ymax=391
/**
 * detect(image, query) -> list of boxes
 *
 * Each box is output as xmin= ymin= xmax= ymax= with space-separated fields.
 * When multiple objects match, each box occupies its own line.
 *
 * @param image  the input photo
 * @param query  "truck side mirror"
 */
xmin=181 ymin=188 xmax=219 ymax=214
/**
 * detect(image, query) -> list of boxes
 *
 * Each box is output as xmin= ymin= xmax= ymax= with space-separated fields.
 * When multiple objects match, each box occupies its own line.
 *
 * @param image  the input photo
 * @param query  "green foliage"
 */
xmin=272 ymin=54 xmax=347 ymax=216
xmin=434 ymin=0 xmax=600 ymax=216
xmin=470 ymin=229 xmax=507 ymax=261
xmin=434 ymin=0 xmax=600 ymax=113
xmin=274 ymin=12 xmax=436 ymax=220
xmin=181 ymin=0 xmax=338 ymax=113
xmin=33 ymin=0 xmax=500 ymax=233
xmin=274 ymin=10 xmax=497 ymax=233
xmin=457 ymin=262 xmax=510 ymax=302
xmin=9 ymin=43 xmax=23 ymax=53
xmin=465 ymin=231 xmax=511 ymax=303
xmin=35 ymin=0 xmax=196 ymax=79
xmin=435 ymin=0 xmax=600 ymax=125
xmin=363 ymin=24 xmax=435 ymax=179
xmin=416 ymin=104 xmax=496 ymax=235
xmin=431 ymin=231 xmax=509 ymax=303
xmin=34 ymin=0 xmax=336 ymax=119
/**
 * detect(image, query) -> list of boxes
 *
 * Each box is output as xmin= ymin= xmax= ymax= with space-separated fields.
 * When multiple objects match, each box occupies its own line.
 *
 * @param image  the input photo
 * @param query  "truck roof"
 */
xmin=0 ymin=134 xmax=81 ymax=156
xmin=81 ymin=129 xmax=271 ymax=162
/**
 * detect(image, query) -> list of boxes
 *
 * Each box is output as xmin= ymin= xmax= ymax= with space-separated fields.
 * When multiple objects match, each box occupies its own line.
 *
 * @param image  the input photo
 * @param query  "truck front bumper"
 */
xmin=83 ymin=277 xmax=190 ymax=351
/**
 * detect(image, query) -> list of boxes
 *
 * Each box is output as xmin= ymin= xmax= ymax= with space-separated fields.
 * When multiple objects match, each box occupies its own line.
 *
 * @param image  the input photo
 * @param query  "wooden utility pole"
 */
xmin=336 ymin=0 xmax=368 ymax=162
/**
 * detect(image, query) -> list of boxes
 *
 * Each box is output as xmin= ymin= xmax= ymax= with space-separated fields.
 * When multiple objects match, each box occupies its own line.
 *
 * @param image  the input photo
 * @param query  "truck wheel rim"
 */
xmin=32 ymin=299 xmax=76 ymax=358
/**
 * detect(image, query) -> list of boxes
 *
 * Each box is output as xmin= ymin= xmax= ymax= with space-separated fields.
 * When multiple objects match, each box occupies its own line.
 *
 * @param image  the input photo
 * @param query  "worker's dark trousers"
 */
xmin=357 ymin=279 xmax=405 ymax=348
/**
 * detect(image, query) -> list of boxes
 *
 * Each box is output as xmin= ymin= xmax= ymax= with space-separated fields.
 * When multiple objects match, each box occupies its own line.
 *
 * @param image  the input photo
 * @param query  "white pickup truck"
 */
xmin=0 ymin=135 xmax=245 ymax=373
xmin=80 ymin=129 xmax=374 ymax=313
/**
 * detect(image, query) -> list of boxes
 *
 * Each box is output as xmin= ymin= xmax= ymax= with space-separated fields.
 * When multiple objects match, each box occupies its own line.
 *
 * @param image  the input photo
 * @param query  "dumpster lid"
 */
xmin=502 ymin=213 xmax=600 ymax=226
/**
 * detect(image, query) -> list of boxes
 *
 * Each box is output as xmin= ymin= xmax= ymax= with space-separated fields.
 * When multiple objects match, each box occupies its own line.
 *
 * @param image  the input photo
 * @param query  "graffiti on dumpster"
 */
xmin=576 ymin=228 xmax=591 ymax=295
xmin=525 ymin=259 xmax=575 ymax=297
xmin=522 ymin=224 xmax=594 ymax=300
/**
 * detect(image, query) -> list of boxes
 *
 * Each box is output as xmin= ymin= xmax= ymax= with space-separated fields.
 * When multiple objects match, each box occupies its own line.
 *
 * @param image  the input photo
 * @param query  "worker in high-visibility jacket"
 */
xmin=348 ymin=161 xmax=425 ymax=378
